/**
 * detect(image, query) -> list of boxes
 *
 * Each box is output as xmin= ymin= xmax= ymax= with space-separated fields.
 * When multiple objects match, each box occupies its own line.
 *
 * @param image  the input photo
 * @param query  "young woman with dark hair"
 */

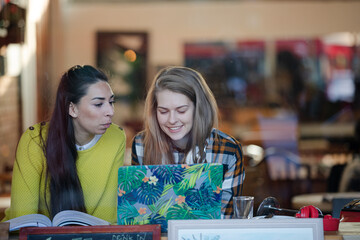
xmin=2 ymin=65 xmax=125 ymax=224
xmin=131 ymin=66 xmax=245 ymax=218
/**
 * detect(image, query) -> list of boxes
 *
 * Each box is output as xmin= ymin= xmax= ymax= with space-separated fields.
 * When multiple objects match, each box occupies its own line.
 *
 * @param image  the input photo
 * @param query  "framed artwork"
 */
xmin=168 ymin=218 xmax=324 ymax=240
xmin=96 ymin=31 xmax=148 ymax=106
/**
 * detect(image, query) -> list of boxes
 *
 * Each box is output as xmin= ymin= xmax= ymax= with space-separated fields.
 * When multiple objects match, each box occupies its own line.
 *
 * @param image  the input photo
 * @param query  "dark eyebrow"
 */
xmin=92 ymin=97 xmax=105 ymax=101
xmin=91 ymin=95 xmax=114 ymax=101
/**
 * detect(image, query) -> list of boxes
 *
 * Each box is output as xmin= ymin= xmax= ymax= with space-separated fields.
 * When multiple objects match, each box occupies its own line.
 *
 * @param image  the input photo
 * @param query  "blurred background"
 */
xmin=1 ymin=0 xmax=360 ymax=217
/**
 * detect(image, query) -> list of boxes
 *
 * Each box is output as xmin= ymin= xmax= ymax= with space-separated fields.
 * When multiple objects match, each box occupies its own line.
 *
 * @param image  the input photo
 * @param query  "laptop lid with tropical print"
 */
xmin=117 ymin=163 xmax=223 ymax=232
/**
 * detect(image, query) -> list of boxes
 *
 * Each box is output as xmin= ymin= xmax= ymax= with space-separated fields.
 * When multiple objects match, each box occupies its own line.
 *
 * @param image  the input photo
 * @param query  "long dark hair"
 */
xmin=44 ymin=65 xmax=108 ymax=217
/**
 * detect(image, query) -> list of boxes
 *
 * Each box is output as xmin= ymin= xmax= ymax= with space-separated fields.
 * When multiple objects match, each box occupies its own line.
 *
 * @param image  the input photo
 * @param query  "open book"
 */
xmin=6 ymin=210 xmax=110 ymax=231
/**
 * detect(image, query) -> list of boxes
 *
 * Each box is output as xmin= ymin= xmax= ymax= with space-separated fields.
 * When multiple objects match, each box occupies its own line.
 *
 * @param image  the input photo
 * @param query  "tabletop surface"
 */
xmin=292 ymin=192 xmax=360 ymax=212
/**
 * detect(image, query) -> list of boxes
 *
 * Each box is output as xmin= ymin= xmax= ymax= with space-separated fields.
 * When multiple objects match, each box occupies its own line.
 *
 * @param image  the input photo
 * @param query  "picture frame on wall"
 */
xmin=96 ymin=31 xmax=148 ymax=128
xmin=168 ymin=218 xmax=324 ymax=240
xmin=96 ymin=31 xmax=148 ymax=106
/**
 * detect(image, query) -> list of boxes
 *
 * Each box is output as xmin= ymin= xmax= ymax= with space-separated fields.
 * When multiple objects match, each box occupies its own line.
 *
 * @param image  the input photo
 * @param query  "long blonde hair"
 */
xmin=142 ymin=66 xmax=218 ymax=164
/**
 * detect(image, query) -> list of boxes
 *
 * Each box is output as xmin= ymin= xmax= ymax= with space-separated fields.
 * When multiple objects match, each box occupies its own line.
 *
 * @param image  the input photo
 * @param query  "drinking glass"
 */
xmin=233 ymin=196 xmax=254 ymax=219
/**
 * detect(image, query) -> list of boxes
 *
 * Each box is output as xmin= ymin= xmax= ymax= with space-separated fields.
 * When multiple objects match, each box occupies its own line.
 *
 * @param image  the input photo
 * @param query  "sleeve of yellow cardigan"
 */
xmin=2 ymin=127 xmax=44 ymax=221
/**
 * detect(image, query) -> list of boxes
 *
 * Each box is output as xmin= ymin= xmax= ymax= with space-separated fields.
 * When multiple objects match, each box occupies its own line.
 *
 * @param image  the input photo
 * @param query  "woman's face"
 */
xmin=69 ymin=81 xmax=114 ymax=145
xmin=156 ymin=89 xmax=194 ymax=148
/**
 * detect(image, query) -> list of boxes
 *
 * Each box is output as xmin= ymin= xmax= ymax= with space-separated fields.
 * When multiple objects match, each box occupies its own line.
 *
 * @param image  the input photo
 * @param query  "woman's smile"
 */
xmin=156 ymin=89 xmax=194 ymax=146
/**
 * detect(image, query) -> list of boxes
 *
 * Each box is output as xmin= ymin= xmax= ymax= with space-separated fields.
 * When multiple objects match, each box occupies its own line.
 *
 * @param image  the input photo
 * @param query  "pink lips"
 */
xmin=167 ymin=126 xmax=182 ymax=133
xmin=103 ymin=123 xmax=111 ymax=128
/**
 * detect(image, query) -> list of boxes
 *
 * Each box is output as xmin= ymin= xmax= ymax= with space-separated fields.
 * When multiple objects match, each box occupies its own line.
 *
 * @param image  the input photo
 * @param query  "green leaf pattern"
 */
xmin=117 ymin=163 xmax=223 ymax=232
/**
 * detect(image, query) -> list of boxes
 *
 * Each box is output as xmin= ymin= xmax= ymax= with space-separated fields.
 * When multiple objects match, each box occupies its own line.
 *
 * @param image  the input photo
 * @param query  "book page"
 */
xmin=52 ymin=210 xmax=110 ymax=227
xmin=6 ymin=214 xmax=51 ymax=231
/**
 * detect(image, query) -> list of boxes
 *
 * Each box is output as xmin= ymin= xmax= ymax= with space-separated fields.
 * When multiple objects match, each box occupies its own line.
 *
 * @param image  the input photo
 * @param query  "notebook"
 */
xmin=117 ymin=163 xmax=223 ymax=232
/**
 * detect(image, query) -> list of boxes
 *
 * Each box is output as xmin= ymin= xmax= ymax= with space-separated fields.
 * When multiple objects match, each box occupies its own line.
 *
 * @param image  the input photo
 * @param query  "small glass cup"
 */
xmin=233 ymin=196 xmax=254 ymax=219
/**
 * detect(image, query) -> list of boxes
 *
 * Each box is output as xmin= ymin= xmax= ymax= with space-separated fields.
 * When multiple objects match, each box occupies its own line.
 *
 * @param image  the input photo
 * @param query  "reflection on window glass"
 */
xmin=185 ymin=38 xmax=360 ymax=124
xmin=185 ymin=41 xmax=265 ymax=107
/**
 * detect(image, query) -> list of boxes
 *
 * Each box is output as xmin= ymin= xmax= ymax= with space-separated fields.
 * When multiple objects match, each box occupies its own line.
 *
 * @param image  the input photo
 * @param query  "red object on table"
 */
xmin=323 ymin=215 xmax=340 ymax=231
xmin=340 ymin=211 xmax=360 ymax=222
xmin=295 ymin=205 xmax=340 ymax=231
xmin=339 ymin=199 xmax=360 ymax=222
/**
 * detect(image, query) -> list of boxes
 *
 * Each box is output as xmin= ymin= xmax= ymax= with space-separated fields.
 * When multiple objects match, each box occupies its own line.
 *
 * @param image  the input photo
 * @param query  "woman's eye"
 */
xmin=177 ymin=108 xmax=187 ymax=114
xmin=110 ymin=100 xmax=115 ymax=105
xmin=94 ymin=103 xmax=103 ymax=107
xmin=158 ymin=110 xmax=168 ymax=114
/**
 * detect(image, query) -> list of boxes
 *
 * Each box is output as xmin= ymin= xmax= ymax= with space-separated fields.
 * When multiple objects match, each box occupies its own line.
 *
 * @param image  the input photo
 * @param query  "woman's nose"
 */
xmin=106 ymin=103 xmax=114 ymax=117
xmin=168 ymin=111 xmax=177 ymax=124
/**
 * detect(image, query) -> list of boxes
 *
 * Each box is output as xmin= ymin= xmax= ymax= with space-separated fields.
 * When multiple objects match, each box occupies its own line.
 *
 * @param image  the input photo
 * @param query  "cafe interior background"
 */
xmin=0 ymin=0 xmax=360 ymax=218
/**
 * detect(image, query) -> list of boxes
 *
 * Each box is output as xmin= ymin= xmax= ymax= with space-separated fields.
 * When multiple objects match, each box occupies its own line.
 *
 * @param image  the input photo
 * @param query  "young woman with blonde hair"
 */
xmin=131 ymin=66 xmax=245 ymax=218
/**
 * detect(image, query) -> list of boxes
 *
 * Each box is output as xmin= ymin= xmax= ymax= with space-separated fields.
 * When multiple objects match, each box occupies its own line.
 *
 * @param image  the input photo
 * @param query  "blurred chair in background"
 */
xmin=256 ymin=113 xmax=312 ymax=208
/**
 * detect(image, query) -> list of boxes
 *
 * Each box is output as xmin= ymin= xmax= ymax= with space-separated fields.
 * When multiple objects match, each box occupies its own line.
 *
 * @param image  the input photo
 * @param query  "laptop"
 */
xmin=117 ymin=163 xmax=223 ymax=232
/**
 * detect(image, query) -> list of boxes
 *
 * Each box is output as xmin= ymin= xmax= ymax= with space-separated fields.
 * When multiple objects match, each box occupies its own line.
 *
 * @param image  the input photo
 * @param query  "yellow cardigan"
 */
xmin=2 ymin=123 xmax=125 ymax=224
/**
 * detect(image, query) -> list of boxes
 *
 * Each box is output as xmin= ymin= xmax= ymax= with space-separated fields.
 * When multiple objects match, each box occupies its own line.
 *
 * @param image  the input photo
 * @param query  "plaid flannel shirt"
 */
xmin=131 ymin=128 xmax=245 ymax=219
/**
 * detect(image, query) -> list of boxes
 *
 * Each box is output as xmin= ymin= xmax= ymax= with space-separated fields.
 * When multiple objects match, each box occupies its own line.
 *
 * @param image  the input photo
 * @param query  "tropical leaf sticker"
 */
xmin=118 ymin=188 xmax=138 ymax=206
xmin=117 ymin=201 xmax=139 ymax=225
xmin=137 ymin=176 xmax=164 ymax=205
xmin=172 ymin=178 xmax=190 ymax=196
xmin=185 ymin=181 xmax=219 ymax=211
xmin=118 ymin=167 xmax=146 ymax=193
xmin=122 ymin=218 xmax=135 ymax=226
xmin=160 ymin=183 xmax=175 ymax=197
xmin=152 ymin=165 xmax=184 ymax=185
xmin=166 ymin=204 xmax=197 ymax=220
xmin=191 ymin=209 xmax=221 ymax=219
xmin=209 ymin=163 xmax=223 ymax=187
xmin=172 ymin=164 xmax=203 ymax=195
xmin=148 ymin=196 xmax=174 ymax=217
xmin=149 ymin=214 xmax=167 ymax=231
xmin=134 ymin=211 xmax=151 ymax=225
xmin=132 ymin=217 xmax=151 ymax=225
xmin=184 ymin=163 xmax=208 ymax=174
